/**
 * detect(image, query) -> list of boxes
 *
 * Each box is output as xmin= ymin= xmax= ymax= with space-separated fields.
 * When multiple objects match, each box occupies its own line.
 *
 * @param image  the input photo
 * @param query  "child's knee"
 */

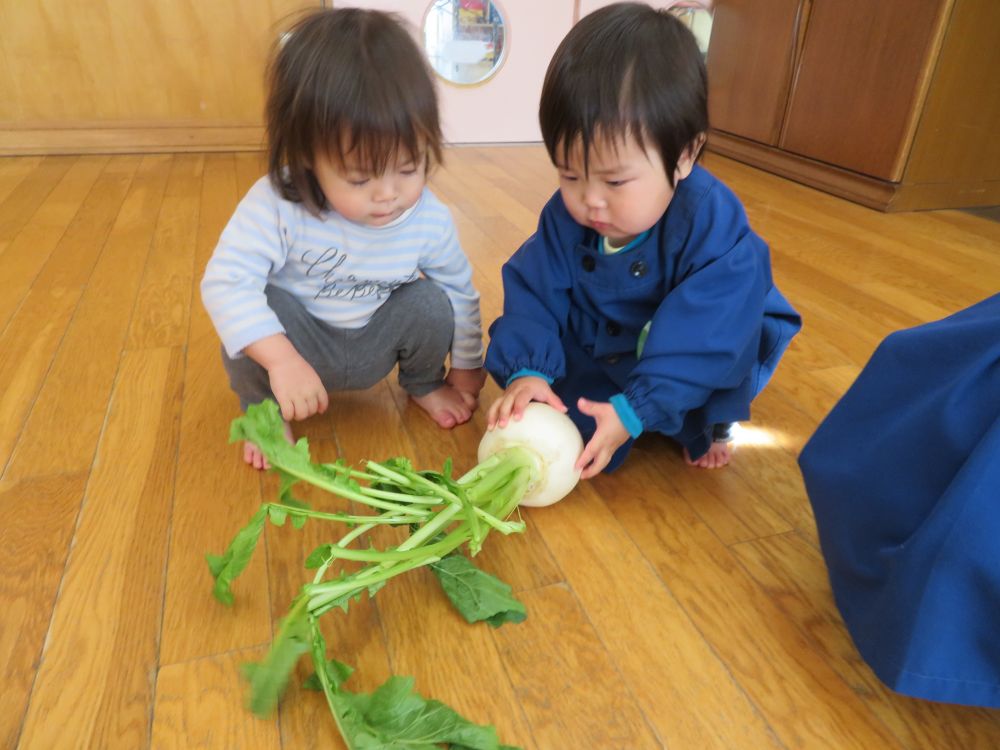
xmin=392 ymin=279 xmax=454 ymax=350
xmin=406 ymin=278 xmax=453 ymax=330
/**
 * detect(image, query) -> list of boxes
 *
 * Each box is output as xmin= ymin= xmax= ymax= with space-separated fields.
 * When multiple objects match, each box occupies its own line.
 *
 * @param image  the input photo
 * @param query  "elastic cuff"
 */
xmin=506 ymin=368 xmax=553 ymax=387
xmin=609 ymin=393 xmax=643 ymax=438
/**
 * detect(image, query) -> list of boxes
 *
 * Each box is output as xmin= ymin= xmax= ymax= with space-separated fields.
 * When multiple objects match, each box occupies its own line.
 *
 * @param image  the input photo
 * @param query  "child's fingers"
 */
xmin=579 ymin=449 xmax=609 ymax=479
xmin=542 ymin=390 xmax=567 ymax=412
xmin=575 ymin=439 xmax=597 ymax=472
xmin=512 ymin=390 xmax=536 ymax=419
xmin=496 ymin=394 xmax=519 ymax=427
xmin=486 ymin=398 xmax=501 ymax=428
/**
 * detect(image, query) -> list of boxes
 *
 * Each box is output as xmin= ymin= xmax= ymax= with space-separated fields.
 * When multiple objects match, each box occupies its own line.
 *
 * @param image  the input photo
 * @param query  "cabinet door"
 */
xmin=779 ymin=0 xmax=951 ymax=181
xmin=706 ymin=0 xmax=803 ymax=145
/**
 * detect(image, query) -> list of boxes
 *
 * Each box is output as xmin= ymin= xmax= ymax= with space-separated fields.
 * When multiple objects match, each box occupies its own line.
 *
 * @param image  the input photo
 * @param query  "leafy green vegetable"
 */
xmin=205 ymin=506 xmax=267 ymax=606
xmin=305 ymin=625 xmax=505 ymax=750
xmin=241 ymin=598 xmax=311 ymax=715
xmin=208 ymin=400 xmax=535 ymax=748
xmin=430 ymin=555 xmax=527 ymax=627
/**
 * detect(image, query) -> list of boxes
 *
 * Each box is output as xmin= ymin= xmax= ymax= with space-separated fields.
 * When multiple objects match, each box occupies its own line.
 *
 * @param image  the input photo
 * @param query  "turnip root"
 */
xmin=477 ymin=402 xmax=584 ymax=507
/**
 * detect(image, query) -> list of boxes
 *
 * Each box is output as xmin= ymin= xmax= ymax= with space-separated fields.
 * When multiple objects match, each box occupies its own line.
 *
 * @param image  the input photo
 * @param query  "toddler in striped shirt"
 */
xmin=201 ymin=8 xmax=485 ymax=468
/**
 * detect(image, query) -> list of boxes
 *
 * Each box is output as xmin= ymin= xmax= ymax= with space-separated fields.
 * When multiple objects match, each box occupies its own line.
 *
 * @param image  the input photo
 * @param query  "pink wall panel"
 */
xmin=335 ymin=1 xmax=576 ymax=143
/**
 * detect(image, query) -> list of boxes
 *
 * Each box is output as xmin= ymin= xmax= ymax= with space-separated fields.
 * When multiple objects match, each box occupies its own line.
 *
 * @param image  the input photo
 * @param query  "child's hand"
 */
xmin=487 ymin=376 xmax=567 ymax=429
xmin=267 ymin=356 xmax=329 ymax=422
xmin=575 ymin=397 xmax=630 ymax=479
xmin=446 ymin=367 xmax=487 ymax=407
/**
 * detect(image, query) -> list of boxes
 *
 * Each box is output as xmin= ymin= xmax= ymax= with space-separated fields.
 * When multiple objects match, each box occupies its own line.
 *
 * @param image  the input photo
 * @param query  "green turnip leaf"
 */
xmin=430 ymin=555 xmax=526 ymax=627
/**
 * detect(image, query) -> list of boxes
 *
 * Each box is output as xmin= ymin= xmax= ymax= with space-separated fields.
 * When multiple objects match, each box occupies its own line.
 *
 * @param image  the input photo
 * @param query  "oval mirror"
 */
xmin=422 ymin=0 xmax=508 ymax=86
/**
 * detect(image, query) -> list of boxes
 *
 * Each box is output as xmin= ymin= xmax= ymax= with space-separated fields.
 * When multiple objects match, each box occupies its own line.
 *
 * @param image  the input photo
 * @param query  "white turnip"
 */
xmin=476 ymin=402 xmax=583 ymax=507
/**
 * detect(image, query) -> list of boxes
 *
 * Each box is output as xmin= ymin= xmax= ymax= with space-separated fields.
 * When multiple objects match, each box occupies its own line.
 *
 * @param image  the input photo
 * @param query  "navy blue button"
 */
xmin=606 ymin=355 xmax=620 ymax=364
xmin=606 ymin=321 xmax=621 ymax=336
xmin=582 ymin=255 xmax=596 ymax=271
xmin=629 ymin=260 xmax=648 ymax=277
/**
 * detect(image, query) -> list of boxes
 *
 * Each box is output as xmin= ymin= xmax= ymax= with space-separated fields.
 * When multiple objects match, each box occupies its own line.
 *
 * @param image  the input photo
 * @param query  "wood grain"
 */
xmin=0 ymin=1 xmax=312 ymax=124
xmin=5 ymin=155 xmax=171 ymax=481
xmin=707 ymin=0 xmax=803 ymax=145
xmin=151 ymin=646 xmax=281 ymax=750
xmin=780 ymin=0 xmax=951 ymax=180
xmin=603 ymin=452 xmax=906 ymax=749
xmin=158 ymin=154 xmax=274 ymax=666
xmin=903 ymin=0 xmax=1000 ymax=184
xmin=732 ymin=532 xmax=1000 ymax=749
xmin=126 ymin=155 xmax=204 ymax=350
xmin=4 ymin=147 xmax=1000 ymax=749
xmin=17 ymin=347 xmax=185 ymax=749
xmin=0 ymin=473 xmax=88 ymax=750
xmin=491 ymin=584 xmax=660 ymax=749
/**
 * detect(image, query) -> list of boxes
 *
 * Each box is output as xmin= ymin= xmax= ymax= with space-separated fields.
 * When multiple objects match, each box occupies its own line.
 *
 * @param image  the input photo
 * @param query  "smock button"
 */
xmin=581 ymin=255 xmax=596 ymax=271
xmin=629 ymin=260 xmax=648 ymax=277
xmin=606 ymin=321 xmax=621 ymax=336
xmin=606 ymin=355 xmax=620 ymax=364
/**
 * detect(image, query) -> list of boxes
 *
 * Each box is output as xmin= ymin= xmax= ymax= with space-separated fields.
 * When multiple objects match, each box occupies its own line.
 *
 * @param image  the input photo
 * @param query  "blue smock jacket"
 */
xmin=799 ymin=293 xmax=1000 ymax=707
xmin=485 ymin=165 xmax=801 ymax=470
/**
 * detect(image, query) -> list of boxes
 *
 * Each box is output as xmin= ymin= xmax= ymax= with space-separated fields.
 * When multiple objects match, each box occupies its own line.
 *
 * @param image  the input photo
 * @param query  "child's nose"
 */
xmin=373 ymin=179 xmax=397 ymax=202
xmin=584 ymin=186 xmax=606 ymax=208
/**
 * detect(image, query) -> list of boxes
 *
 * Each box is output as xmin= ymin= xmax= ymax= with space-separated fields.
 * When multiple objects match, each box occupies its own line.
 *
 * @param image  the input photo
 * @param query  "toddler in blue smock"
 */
xmin=485 ymin=2 xmax=801 ymax=477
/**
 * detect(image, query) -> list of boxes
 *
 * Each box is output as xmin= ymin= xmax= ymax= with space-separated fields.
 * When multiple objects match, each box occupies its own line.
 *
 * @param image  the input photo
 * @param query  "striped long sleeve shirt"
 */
xmin=201 ymin=177 xmax=483 ymax=369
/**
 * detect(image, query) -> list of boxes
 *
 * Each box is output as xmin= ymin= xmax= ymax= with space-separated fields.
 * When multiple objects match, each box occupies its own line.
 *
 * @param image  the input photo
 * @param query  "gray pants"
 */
xmin=222 ymin=279 xmax=454 ymax=411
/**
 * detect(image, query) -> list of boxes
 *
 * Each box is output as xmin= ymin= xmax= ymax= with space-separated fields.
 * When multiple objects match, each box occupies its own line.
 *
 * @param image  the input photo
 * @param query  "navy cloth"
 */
xmin=799 ymin=293 xmax=1000 ymax=707
xmin=485 ymin=165 xmax=801 ymax=470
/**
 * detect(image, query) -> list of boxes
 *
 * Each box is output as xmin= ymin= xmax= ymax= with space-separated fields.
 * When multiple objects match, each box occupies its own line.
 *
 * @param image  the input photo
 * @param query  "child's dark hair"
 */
xmin=540 ymin=2 xmax=708 ymax=185
xmin=266 ymin=8 xmax=443 ymax=215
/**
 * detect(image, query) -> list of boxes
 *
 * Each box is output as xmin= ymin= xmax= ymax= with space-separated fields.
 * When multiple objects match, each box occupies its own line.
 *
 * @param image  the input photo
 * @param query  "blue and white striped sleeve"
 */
xmin=420 ymin=207 xmax=484 ymax=369
xmin=200 ymin=180 xmax=289 ymax=358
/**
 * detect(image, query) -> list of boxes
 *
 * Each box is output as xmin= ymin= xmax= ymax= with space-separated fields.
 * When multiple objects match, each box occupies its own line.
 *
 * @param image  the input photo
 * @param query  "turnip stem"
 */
xmin=306 ymin=554 xmax=442 ymax=614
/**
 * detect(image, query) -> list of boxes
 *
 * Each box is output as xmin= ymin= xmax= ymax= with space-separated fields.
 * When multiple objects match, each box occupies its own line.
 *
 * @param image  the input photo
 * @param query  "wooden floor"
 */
xmin=2 ymin=146 xmax=1000 ymax=750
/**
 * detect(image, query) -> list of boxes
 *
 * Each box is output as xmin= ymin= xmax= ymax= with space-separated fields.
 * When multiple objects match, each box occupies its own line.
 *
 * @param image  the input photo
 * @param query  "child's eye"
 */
xmin=559 ymin=173 xmax=578 ymax=182
xmin=348 ymin=178 xmax=370 ymax=186
xmin=606 ymin=179 xmax=628 ymax=187
xmin=401 ymin=168 xmax=417 ymax=176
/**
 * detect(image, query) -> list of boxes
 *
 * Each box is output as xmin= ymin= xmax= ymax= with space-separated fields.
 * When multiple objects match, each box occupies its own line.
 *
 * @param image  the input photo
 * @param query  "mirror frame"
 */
xmin=421 ymin=0 xmax=510 ymax=88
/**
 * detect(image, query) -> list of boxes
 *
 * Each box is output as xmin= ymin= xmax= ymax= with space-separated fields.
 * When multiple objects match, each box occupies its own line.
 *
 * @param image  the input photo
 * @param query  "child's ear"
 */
xmin=674 ymin=133 xmax=707 ymax=181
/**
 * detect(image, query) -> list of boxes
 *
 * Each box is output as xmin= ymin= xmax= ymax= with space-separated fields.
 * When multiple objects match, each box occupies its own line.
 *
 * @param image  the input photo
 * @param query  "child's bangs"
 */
xmin=335 ymin=123 xmax=427 ymax=175
xmin=547 ymin=63 xmax=647 ymax=175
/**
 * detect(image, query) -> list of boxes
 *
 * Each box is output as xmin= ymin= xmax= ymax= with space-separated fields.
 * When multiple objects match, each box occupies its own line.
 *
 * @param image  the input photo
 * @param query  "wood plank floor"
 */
xmin=2 ymin=147 xmax=999 ymax=749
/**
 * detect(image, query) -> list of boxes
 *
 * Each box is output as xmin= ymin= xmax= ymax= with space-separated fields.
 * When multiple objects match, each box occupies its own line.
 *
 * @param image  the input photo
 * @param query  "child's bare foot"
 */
xmin=411 ymin=384 xmax=473 ymax=428
xmin=684 ymin=441 xmax=733 ymax=469
xmin=243 ymin=420 xmax=294 ymax=470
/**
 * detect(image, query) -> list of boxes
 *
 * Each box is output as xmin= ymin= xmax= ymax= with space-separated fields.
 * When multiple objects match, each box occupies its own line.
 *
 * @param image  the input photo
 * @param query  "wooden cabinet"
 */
xmin=706 ymin=0 xmax=1000 ymax=211
xmin=704 ymin=0 xmax=802 ymax=147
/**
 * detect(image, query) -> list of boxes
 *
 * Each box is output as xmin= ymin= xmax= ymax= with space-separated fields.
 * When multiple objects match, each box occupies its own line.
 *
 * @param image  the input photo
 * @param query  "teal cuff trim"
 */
xmin=609 ymin=393 xmax=643 ymax=438
xmin=506 ymin=368 xmax=553 ymax=387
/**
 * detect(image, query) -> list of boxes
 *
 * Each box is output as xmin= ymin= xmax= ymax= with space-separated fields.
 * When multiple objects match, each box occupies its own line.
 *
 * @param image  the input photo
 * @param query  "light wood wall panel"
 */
xmin=0 ymin=0 xmax=316 ymax=153
xmin=903 ymin=0 xmax=1000 ymax=183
